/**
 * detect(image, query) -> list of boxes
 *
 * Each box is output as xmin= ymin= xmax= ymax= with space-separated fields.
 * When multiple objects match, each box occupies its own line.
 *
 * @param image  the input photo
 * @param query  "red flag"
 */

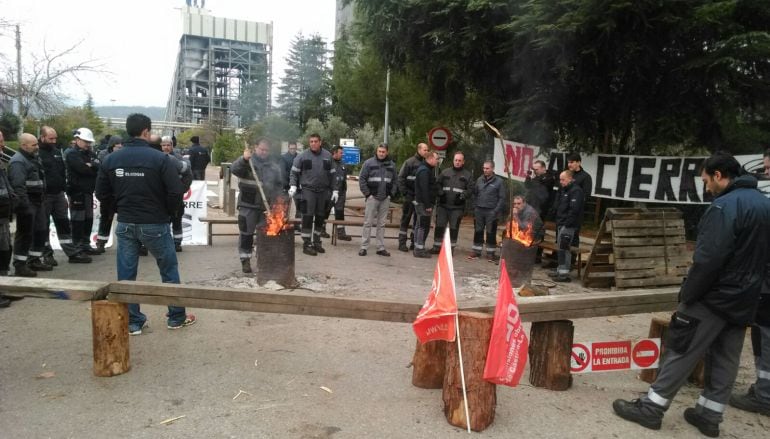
xmin=483 ymin=258 xmax=529 ymax=387
xmin=412 ymin=230 xmax=458 ymax=343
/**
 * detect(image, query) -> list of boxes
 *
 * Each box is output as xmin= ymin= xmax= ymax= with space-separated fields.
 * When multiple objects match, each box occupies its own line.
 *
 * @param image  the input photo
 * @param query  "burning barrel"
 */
xmin=255 ymin=197 xmax=298 ymax=288
xmin=501 ymin=218 xmax=538 ymax=288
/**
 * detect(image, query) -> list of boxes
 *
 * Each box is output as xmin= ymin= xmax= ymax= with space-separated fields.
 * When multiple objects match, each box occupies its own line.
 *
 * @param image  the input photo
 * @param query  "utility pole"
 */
xmin=383 ymin=68 xmax=390 ymax=145
xmin=16 ymin=24 xmax=23 ymax=138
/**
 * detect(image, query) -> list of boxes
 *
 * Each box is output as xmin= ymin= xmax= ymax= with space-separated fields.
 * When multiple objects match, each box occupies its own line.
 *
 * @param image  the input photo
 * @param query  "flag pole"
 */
xmin=445 ymin=229 xmax=471 ymax=433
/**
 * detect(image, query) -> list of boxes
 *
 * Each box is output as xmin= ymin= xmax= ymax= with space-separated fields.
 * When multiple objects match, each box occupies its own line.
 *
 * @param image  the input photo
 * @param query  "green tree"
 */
xmin=238 ymin=78 xmax=269 ymax=127
xmin=211 ymin=131 xmax=243 ymax=165
xmin=0 ymin=112 xmax=21 ymax=140
xmin=276 ymin=33 xmax=332 ymax=130
xmin=353 ymin=0 xmax=770 ymax=154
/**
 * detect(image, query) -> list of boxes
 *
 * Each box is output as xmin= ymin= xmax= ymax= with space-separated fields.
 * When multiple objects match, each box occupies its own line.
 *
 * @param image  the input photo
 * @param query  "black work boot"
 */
xmin=43 ymin=254 xmax=58 ymax=267
xmin=13 ymin=262 xmax=37 ymax=278
xmin=683 ymin=408 xmax=719 ymax=437
xmin=429 ymin=246 xmax=441 ymax=254
xmin=96 ymin=240 xmax=107 ymax=254
xmin=729 ymin=391 xmax=770 ymax=416
xmin=28 ymin=258 xmax=53 ymax=271
xmin=0 ymin=295 xmax=10 ymax=308
xmin=241 ymin=258 xmax=252 ymax=274
xmin=313 ymin=241 xmax=326 ymax=254
xmin=612 ymin=399 xmax=663 ymax=430
xmin=337 ymin=228 xmax=352 ymax=241
xmin=303 ymin=240 xmax=317 ymax=256
xmin=398 ymin=237 xmax=408 ymax=252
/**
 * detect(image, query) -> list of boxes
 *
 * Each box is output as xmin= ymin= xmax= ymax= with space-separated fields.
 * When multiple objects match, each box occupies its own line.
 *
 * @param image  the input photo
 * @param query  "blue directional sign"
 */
xmin=342 ymin=146 xmax=361 ymax=165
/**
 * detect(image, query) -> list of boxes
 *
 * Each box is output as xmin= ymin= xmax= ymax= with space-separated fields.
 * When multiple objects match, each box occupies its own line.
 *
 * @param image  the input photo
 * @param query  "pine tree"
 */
xmin=276 ymin=33 xmax=332 ymax=130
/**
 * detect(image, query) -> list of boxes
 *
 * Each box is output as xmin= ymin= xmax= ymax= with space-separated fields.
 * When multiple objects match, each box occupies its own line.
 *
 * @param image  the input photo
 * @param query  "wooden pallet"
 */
xmin=582 ymin=208 xmax=691 ymax=289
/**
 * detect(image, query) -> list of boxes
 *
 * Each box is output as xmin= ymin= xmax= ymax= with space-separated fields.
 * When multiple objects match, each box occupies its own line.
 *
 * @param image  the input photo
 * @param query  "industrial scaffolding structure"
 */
xmin=165 ymin=6 xmax=272 ymax=127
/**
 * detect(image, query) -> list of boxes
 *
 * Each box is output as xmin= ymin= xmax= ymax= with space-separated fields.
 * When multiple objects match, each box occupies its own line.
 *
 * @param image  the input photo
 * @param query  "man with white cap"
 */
xmin=66 ymin=127 xmax=101 ymax=255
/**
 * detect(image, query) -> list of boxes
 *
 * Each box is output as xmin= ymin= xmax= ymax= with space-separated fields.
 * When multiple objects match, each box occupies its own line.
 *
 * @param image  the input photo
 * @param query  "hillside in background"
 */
xmin=95 ymin=106 xmax=166 ymax=120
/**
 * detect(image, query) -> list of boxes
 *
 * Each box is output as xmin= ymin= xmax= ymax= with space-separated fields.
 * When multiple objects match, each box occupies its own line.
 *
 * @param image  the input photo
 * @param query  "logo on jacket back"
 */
xmin=115 ymin=168 xmax=144 ymax=178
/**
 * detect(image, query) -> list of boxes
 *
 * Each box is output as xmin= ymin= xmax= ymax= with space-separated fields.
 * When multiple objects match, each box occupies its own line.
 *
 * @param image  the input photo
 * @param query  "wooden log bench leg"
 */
xmin=529 ymin=320 xmax=573 ymax=390
xmin=442 ymin=312 xmax=495 ymax=432
xmin=92 ymin=300 xmax=130 ymax=377
xmin=639 ymin=316 xmax=705 ymax=387
xmin=412 ymin=340 xmax=447 ymax=388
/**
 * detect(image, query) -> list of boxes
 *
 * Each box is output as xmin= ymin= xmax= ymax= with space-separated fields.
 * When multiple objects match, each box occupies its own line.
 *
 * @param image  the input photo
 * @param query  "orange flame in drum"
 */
xmin=265 ymin=198 xmax=290 ymax=236
xmin=508 ymin=220 xmax=534 ymax=247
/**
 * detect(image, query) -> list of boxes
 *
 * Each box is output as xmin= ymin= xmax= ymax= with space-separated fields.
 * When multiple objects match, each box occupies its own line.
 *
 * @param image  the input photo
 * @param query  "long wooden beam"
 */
xmin=0 ymin=278 xmax=110 ymax=301
xmin=107 ymin=281 xmax=679 ymax=323
xmin=107 ymin=281 xmax=424 ymax=323
xmin=467 ymin=288 xmax=679 ymax=322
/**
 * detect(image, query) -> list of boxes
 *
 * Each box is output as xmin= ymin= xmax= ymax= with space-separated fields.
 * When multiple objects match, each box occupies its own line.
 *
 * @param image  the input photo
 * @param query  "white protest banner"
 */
xmin=494 ymin=139 xmax=769 ymax=204
xmin=182 ymin=180 xmax=208 ymax=245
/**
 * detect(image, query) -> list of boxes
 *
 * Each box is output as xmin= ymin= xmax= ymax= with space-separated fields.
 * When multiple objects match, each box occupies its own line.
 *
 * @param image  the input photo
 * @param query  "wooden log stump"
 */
xmin=529 ymin=320 xmax=573 ymax=390
xmin=412 ymin=340 xmax=447 ymax=389
xmin=92 ymin=300 xmax=130 ymax=377
xmin=442 ymin=312 xmax=495 ymax=432
xmin=639 ymin=316 xmax=705 ymax=387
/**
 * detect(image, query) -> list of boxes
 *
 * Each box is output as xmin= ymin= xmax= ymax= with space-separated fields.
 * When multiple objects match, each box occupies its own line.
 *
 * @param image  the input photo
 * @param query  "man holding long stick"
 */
xmin=231 ymin=138 xmax=284 ymax=273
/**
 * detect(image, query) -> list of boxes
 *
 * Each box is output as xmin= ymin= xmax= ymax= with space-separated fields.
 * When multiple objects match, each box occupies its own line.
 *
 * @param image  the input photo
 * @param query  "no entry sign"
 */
xmin=428 ymin=127 xmax=452 ymax=150
xmin=571 ymin=338 xmax=661 ymax=374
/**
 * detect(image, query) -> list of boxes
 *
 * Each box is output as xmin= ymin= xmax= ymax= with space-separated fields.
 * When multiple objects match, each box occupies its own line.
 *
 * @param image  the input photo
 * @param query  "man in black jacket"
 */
xmin=9 ymin=133 xmax=49 ymax=276
xmin=397 ymin=142 xmax=429 ymax=252
xmin=549 ymin=170 xmax=584 ymax=282
xmin=230 ymin=138 xmax=284 ymax=273
xmin=613 ymin=152 xmax=770 ymax=437
xmin=96 ymin=113 xmax=195 ymax=335
xmin=470 ymin=160 xmax=507 ymax=262
xmin=358 ymin=143 xmax=398 ymax=256
xmin=66 ymin=127 xmax=101 ymax=256
xmin=0 ymin=131 xmax=17 ymax=305
xmin=187 ymin=136 xmax=210 ymax=180
xmin=39 ymin=126 xmax=91 ymax=264
xmin=413 ymin=151 xmax=438 ymax=258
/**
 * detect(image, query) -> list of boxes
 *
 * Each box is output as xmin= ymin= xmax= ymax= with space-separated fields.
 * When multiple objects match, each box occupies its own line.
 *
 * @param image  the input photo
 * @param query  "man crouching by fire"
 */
xmin=231 ymin=138 xmax=285 ymax=273
xmin=506 ymin=195 xmax=544 ymax=246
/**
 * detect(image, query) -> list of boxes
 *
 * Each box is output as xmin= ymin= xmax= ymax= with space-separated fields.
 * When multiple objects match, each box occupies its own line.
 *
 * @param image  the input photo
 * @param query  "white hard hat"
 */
xmin=74 ymin=127 xmax=95 ymax=143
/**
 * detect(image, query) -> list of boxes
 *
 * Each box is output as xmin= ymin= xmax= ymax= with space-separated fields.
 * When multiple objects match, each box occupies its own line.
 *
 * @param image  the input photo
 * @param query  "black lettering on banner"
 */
xmin=679 ymin=158 xmax=702 ymax=203
xmin=629 ymin=158 xmax=656 ymax=199
xmin=615 ymin=156 xmax=629 ymax=198
xmin=594 ymin=156 xmax=614 ymax=197
xmin=548 ymin=152 xmax=565 ymax=174
xmin=655 ymin=158 xmax=682 ymax=201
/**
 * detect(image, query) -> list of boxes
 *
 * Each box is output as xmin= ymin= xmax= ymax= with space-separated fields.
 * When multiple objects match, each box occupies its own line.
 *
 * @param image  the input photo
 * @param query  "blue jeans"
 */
xmin=115 ymin=222 xmax=186 ymax=328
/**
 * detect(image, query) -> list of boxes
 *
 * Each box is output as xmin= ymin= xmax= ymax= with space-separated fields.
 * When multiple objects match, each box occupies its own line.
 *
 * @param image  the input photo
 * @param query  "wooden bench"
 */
xmin=537 ymin=224 xmax=594 ymax=277
xmin=1 ymin=275 xmax=680 ymax=378
xmin=328 ymin=219 xmax=402 ymax=245
xmin=199 ymin=217 xmax=300 ymax=245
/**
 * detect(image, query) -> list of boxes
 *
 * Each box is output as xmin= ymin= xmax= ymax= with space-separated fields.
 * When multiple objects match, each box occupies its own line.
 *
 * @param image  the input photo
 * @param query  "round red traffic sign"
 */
xmin=428 ymin=127 xmax=452 ymax=150
xmin=570 ymin=343 xmax=590 ymax=373
xmin=632 ymin=339 xmax=660 ymax=368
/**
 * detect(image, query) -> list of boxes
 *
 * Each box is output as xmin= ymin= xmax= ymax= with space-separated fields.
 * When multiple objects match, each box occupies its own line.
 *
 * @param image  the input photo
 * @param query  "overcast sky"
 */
xmin=0 ymin=0 xmax=337 ymax=108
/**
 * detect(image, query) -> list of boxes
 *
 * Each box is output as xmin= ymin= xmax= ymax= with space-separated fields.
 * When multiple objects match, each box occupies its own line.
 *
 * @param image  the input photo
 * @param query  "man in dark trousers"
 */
xmin=230 ymin=138 xmax=284 ymax=273
xmin=470 ymin=160 xmax=506 ymax=262
xmin=280 ymin=141 xmax=298 ymax=189
xmin=566 ymin=152 xmax=592 ymax=199
xmin=613 ymin=152 xmax=770 ymax=437
xmin=0 ymin=131 xmax=17 ymax=306
xmin=161 ymin=136 xmax=192 ymax=252
xmin=397 ymin=142 xmax=430 ymax=252
xmin=9 ymin=133 xmax=49 ymax=276
xmin=430 ymin=151 xmax=472 ymax=253
xmin=413 ymin=151 xmax=439 ymax=258
xmin=38 ymin=126 xmax=91 ymax=264
xmin=549 ymin=170 xmax=584 ymax=282
xmin=66 ymin=127 xmax=101 ymax=256
xmin=730 ymin=264 xmax=770 ymax=416
xmin=187 ymin=135 xmax=210 ymax=180
xmin=96 ymin=113 xmax=196 ymax=335
xmin=326 ymin=145 xmax=351 ymax=241
xmin=289 ymin=133 xmax=338 ymax=256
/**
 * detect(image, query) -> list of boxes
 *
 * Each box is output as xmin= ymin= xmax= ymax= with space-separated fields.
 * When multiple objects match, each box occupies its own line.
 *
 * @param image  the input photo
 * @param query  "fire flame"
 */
xmin=265 ymin=197 xmax=291 ymax=236
xmin=507 ymin=219 xmax=534 ymax=247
